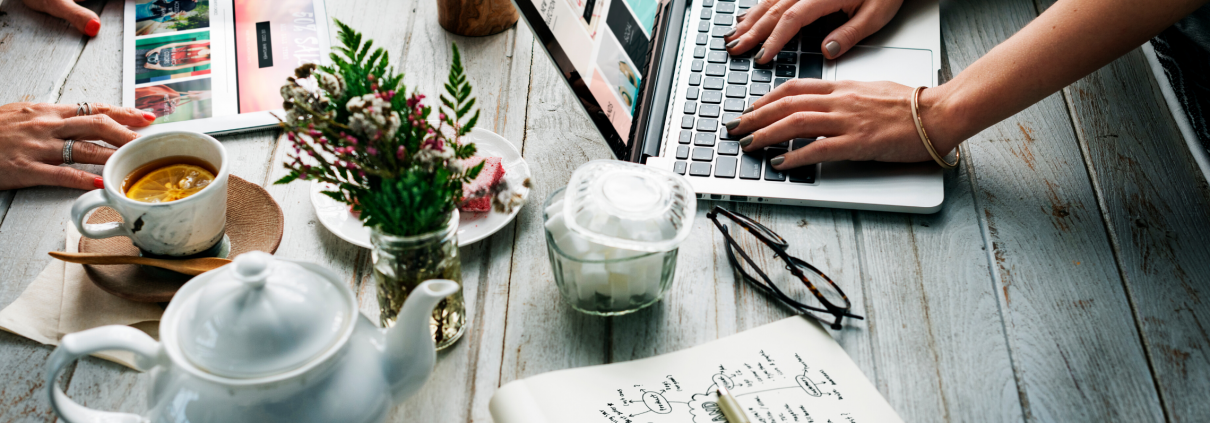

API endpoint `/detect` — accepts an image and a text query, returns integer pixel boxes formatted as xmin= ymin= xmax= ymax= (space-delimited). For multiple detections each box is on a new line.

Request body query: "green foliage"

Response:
xmin=275 ymin=19 xmax=481 ymax=237
xmin=440 ymin=44 xmax=480 ymax=138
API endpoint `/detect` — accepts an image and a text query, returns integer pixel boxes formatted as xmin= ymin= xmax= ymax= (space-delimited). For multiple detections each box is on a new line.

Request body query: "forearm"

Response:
xmin=923 ymin=0 xmax=1207 ymax=149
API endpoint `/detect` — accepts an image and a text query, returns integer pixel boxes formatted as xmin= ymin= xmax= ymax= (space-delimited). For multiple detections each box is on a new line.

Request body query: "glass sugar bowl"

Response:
xmin=543 ymin=160 xmax=695 ymax=315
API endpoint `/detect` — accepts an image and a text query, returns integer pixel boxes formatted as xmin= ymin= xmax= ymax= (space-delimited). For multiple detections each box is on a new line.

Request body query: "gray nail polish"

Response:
xmin=739 ymin=135 xmax=754 ymax=147
xmin=742 ymin=105 xmax=754 ymax=114
xmin=770 ymin=155 xmax=785 ymax=166
xmin=825 ymin=41 xmax=840 ymax=57
xmin=725 ymin=119 xmax=740 ymax=130
xmin=737 ymin=10 xmax=748 ymax=19
xmin=724 ymin=28 xmax=736 ymax=38
xmin=725 ymin=40 xmax=739 ymax=49
xmin=756 ymin=48 xmax=766 ymax=61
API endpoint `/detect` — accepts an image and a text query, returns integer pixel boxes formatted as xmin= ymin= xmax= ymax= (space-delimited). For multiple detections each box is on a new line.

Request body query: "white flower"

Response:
xmin=317 ymin=72 xmax=346 ymax=99
xmin=346 ymin=94 xmax=401 ymax=140
xmin=412 ymin=144 xmax=455 ymax=168
xmin=281 ymin=71 xmax=332 ymax=124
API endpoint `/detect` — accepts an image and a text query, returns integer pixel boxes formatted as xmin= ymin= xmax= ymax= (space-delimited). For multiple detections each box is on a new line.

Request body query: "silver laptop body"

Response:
xmin=514 ymin=0 xmax=944 ymax=213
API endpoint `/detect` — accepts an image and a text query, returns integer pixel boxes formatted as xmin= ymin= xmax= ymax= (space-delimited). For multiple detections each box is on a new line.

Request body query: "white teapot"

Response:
xmin=45 ymin=251 xmax=459 ymax=423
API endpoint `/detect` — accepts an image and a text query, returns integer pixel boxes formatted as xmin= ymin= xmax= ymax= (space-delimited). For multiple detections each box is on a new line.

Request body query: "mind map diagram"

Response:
xmin=596 ymin=350 xmax=858 ymax=423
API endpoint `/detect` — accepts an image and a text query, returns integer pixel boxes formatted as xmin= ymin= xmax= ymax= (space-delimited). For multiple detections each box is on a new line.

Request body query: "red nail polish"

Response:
xmin=143 ymin=112 xmax=157 ymax=121
xmin=85 ymin=19 xmax=101 ymax=37
xmin=93 ymin=177 xmax=104 ymax=189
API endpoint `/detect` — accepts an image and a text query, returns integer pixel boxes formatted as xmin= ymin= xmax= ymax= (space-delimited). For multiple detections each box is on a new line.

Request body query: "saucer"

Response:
xmin=79 ymin=176 xmax=285 ymax=302
xmin=311 ymin=128 xmax=532 ymax=248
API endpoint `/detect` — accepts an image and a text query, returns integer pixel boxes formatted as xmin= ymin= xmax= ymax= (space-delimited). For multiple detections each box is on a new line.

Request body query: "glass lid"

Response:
xmin=562 ymin=160 xmax=695 ymax=252
xmin=176 ymin=251 xmax=352 ymax=379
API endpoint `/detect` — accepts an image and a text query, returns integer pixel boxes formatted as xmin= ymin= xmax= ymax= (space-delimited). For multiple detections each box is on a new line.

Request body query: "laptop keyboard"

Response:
xmin=673 ymin=2 xmax=849 ymax=184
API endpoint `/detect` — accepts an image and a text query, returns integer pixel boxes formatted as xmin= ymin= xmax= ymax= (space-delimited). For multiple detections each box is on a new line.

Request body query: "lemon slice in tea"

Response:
xmin=125 ymin=164 xmax=215 ymax=203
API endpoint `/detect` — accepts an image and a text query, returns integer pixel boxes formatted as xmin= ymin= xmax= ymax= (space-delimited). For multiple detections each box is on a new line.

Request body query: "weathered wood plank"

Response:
xmin=855 ymin=162 xmax=1023 ymax=423
xmin=0 ymin=1 xmax=114 ymax=420
xmin=497 ymin=37 xmax=617 ymax=388
xmin=463 ymin=23 xmax=536 ymax=423
xmin=1047 ymin=26 xmax=1210 ymax=422
xmin=0 ymin=191 xmax=14 ymax=228
xmin=0 ymin=0 xmax=101 ymax=104
xmin=942 ymin=0 xmax=1166 ymax=420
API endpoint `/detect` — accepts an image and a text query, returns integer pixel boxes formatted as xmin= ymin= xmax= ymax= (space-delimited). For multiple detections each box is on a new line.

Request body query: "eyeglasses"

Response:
xmin=707 ymin=206 xmax=863 ymax=330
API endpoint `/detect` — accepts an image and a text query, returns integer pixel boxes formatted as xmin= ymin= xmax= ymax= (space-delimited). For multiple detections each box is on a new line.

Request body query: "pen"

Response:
xmin=715 ymin=385 xmax=751 ymax=423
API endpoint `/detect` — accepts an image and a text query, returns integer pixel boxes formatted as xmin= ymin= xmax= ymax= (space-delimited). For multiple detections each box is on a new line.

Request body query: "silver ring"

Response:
xmin=76 ymin=102 xmax=92 ymax=116
xmin=62 ymin=139 xmax=76 ymax=165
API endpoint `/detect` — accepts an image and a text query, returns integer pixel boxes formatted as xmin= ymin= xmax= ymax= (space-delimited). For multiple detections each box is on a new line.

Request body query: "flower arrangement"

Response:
xmin=274 ymin=19 xmax=516 ymax=237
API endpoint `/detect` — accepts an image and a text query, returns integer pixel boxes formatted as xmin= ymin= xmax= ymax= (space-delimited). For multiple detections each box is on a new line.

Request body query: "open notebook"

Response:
xmin=490 ymin=316 xmax=901 ymax=423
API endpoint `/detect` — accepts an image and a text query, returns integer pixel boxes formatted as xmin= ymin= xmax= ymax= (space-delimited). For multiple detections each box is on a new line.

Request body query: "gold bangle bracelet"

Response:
xmin=910 ymin=86 xmax=959 ymax=169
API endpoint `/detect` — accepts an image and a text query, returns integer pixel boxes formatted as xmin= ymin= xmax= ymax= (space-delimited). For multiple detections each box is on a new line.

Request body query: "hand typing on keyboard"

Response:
xmin=721 ymin=79 xmax=962 ymax=171
xmin=722 ymin=0 xmax=903 ymax=64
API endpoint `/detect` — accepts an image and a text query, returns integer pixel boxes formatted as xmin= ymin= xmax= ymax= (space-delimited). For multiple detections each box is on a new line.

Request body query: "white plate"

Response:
xmin=310 ymin=128 xmax=531 ymax=248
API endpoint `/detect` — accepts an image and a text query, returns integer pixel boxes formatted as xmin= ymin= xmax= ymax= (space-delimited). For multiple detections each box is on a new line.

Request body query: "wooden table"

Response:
xmin=2 ymin=0 xmax=1209 ymax=421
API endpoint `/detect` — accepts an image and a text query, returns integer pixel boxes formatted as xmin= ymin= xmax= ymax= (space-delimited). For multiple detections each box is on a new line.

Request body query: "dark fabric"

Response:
xmin=1150 ymin=3 xmax=1210 ymax=159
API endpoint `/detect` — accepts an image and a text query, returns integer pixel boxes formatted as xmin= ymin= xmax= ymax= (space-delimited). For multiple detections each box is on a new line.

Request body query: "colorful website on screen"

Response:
xmin=524 ymin=0 xmax=660 ymax=144
xmin=124 ymin=0 xmax=325 ymax=125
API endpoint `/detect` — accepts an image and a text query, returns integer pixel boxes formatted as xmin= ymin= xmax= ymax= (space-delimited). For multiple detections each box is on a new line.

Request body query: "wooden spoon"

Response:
xmin=48 ymin=252 xmax=231 ymax=276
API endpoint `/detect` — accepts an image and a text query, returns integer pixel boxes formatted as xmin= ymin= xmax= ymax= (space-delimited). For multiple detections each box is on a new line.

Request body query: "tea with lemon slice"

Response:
xmin=122 ymin=156 xmax=218 ymax=203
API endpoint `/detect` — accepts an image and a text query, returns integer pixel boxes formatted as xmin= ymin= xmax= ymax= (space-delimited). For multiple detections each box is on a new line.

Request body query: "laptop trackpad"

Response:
xmin=833 ymin=46 xmax=933 ymax=87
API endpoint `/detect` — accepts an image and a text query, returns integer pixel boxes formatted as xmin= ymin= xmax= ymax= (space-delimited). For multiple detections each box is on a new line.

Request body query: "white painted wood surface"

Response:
xmin=0 ymin=0 xmax=1208 ymax=421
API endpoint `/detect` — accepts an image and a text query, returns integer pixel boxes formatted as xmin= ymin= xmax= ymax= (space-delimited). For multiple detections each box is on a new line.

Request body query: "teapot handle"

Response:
xmin=46 ymin=326 xmax=163 ymax=423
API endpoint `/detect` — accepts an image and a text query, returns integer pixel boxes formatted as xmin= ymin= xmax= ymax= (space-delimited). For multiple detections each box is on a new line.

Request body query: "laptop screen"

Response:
xmin=514 ymin=0 xmax=683 ymax=161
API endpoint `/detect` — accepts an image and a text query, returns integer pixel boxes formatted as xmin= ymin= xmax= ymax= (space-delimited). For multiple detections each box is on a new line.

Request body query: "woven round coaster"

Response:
xmin=79 ymin=176 xmax=284 ymax=302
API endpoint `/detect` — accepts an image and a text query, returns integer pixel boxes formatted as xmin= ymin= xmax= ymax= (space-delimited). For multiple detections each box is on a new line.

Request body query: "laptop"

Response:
xmin=513 ymin=0 xmax=945 ymax=213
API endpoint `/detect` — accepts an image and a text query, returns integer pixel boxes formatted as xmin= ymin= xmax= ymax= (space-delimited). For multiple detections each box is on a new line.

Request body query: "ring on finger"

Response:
xmin=76 ymin=102 xmax=93 ymax=117
xmin=62 ymin=139 xmax=76 ymax=165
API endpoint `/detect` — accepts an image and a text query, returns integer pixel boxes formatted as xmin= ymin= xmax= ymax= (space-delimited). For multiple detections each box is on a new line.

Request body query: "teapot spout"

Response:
xmin=382 ymin=279 xmax=460 ymax=401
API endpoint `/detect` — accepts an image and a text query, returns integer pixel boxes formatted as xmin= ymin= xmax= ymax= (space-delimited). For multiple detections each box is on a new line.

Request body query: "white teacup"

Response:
xmin=71 ymin=131 xmax=229 ymax=257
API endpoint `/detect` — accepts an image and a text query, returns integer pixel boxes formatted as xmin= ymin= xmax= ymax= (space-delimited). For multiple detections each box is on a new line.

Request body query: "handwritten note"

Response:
xmin=490 ymin=317 xmax=902 ymax=423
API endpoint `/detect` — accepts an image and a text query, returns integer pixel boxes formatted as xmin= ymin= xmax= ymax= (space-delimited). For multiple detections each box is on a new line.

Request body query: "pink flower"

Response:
xmin=287 ymin=132 xmax=296 ymax=141
xmin=439 ymin=113 xmax=447 ymax=121
xmin=397 ymin=146 xmax=406 ymax=159
xmin=366 ymin=147 xmax=378 ymax=155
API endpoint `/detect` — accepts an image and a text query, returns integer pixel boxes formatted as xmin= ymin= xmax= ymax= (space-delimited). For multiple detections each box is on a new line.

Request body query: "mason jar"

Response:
xmin=542 ymin=161 xmax=695 ymax=315
xmin=371 ymin=210 xmax=466 ymax=350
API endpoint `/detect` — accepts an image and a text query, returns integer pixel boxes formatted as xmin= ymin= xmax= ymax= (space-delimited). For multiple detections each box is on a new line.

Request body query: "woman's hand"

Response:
xmin=0 ymin=103 xmax=154 ymax=191
xmin=22 ymin=0 xmax=102 ymax=36
xmin=724 ymin=0 xmax=903 ymax=62
xmin=725 ymin=79 xmax=962 ymax=170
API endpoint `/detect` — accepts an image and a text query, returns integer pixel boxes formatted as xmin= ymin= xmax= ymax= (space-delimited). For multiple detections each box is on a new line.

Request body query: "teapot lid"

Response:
xmin=176 ymin=251 xmax=353 ymax=379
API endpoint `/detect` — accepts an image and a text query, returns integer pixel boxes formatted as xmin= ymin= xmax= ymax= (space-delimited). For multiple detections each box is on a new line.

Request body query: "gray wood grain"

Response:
xmin=855 ymin=158 xmax=1024 ymax=423
xmin=943 ymin=0 xmax=1166 ymax=421
xmin=0 ymin=0 xmax=114 ymax=419
xmin=498 ymin=41 xmax=617 ymax=386
xmin=0 ymin=0 xmax=103 ymax=104
xmin=0 ymin=191 xmax=14 ymax=228
xmin=1043 ymin=20 xmax=1210 ymax=422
